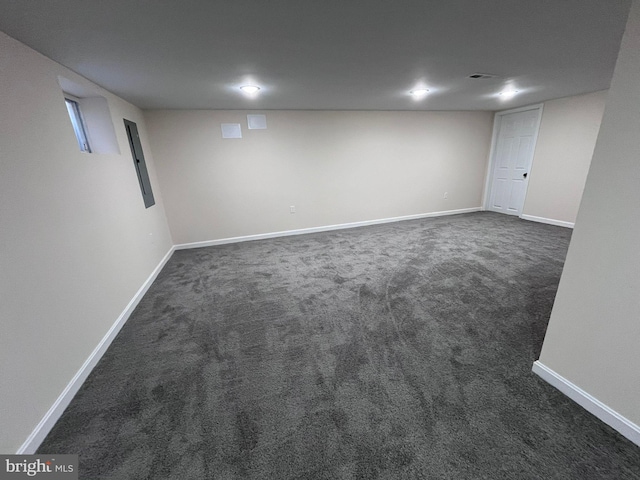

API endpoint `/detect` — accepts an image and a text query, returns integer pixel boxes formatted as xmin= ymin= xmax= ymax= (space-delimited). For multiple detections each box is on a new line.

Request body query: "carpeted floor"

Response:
xmin=38 ymin=212 xmax=640 ymax=479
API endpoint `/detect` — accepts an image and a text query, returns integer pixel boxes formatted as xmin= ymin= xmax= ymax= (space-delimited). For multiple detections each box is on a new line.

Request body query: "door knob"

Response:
xmin=523 ymin=172 xmax=528 ymax=178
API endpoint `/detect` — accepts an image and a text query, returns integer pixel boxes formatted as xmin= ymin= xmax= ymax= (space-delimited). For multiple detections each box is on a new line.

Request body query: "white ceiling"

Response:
xmin=0 ymin=0 xmax=631 ymax=111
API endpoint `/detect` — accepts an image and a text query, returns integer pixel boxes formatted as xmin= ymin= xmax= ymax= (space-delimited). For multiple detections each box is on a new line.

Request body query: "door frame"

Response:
xmin=482 ymin=103 xmax=544 ymax=216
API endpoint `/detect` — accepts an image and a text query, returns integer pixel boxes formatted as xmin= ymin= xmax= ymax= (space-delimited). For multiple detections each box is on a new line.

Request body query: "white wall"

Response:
xmin=145 ymin=110 xmax=494 ymax=244
xmin=538 ymin=0 xmax=640 ymax=428
xmin=522 ymin=91 xmax=607 ymax=225
xmin=0 ymin=32 xmax=173 ymax=452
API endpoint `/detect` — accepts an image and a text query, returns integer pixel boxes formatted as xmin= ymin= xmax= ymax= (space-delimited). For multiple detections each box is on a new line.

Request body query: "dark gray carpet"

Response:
xmin=39 ymin=212 xmax=640 ymax=479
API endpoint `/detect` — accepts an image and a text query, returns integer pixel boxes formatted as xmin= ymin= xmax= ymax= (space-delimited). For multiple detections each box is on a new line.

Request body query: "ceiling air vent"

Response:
xmin=468 ymin=73 xmax=498 ymax=79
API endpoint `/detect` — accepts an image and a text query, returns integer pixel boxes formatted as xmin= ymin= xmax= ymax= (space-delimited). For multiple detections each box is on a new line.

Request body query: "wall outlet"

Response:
xmin=290 ymin=205 xmax=296 ymax=214
xmin=444 ymin=192 xmax=449 ymax=199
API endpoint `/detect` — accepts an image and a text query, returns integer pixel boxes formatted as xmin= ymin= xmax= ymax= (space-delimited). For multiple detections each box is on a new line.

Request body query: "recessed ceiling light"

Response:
xmin=499 ymin=89 xmax=519 ymax=99
xmin=240 ymin=85 xmax=260 ymax=95
xmin=410 ymin=88 xmax=430 ymax=98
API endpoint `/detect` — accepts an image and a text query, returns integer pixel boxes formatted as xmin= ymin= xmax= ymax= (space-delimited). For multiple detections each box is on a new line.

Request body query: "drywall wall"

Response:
xmin=0 ymin=32 xmax=173 ymax=452
xmin=538 ymin=0 xmax=640 ymax=427
xmin=522 ymin=91 xmax=607 ymax=225
xmin=145 ymin=110 xmax=494 ymax=244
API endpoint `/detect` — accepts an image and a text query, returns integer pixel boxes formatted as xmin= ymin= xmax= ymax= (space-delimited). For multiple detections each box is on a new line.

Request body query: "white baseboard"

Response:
xmin=532 ymin=361 xmax=640 ymax=446
xmin=16 ymin=246 xmax=176 ymax=454
xmin=521 ymin=214 xmax=574 ymax=229
xmin=16 ymin=208 xmax=480 ymax=453
xmin=14 ymin=208 xmax=488 ymax=453
xmin=175 ymin=207 xmax=482 ymax=250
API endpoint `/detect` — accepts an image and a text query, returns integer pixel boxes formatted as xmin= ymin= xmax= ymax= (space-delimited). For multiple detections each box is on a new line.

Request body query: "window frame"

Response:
xmin=64 ymin=95 xmax=92 ymax=153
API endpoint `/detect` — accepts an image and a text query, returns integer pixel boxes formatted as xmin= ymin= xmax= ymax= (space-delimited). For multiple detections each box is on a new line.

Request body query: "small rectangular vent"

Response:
xmin=469 ymin=73 xmax=498 ymax=79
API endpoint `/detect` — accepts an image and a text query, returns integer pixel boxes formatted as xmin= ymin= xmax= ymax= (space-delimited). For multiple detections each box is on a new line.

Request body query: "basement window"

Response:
xmin=64 ymin=97 xmax=91 ymax=153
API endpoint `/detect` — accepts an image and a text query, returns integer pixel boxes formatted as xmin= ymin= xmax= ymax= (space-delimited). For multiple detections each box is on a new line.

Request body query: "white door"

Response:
xmin=488 ymin=108 xmax=541 ymax=216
